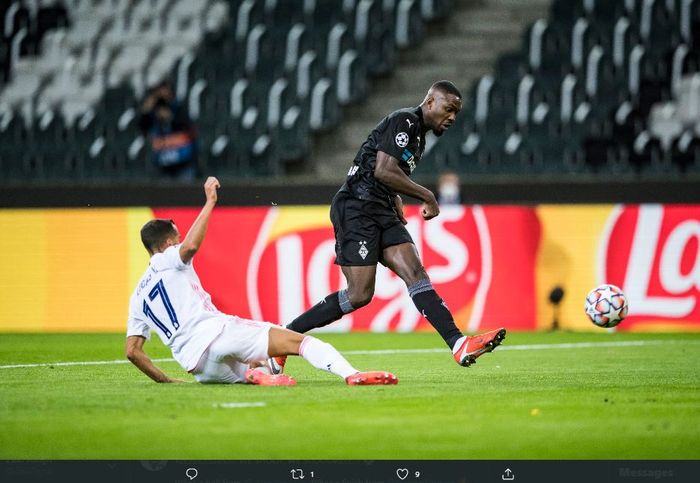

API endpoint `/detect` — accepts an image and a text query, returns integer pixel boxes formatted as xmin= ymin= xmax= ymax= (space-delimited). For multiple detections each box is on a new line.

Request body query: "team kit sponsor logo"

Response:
xmin=401 ymin=148 xmax=416 ymax=172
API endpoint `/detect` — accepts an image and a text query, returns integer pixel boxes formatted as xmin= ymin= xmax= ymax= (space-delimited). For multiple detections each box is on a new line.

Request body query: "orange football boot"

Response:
xmin=345 ymin=371 xmax=398 ymax=385
xmin=245 ymin=368 xmax=296 ymax=386
xmin=453 ymin=328 xmax=506 ymax=367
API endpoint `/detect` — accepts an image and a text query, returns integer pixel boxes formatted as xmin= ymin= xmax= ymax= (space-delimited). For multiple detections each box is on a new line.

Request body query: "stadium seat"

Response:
xmin=336 ymin=49 xmax=367 ymax=105
xmin=3 ymin=2 xmax=31 ymax=43
xmin=295 ymin=50 xmax=324 ymax=102
xmin=309 ymin=77 xmax=340 ymax=131
xmin=284 ymin=23 xmax=312 ymax=74
xmin=325 ymin=22 xmax=353 ymax=74
xmin=420 ymin=0 xmax=452 ymax=21
xmin=672 ymin=129 xmax=700 ymax=171
xmin=355 ymin=0 xmax=396 ymax=75
xmin=628 ymin=130 xmax=670 ymax=173
xmin=396 ymin=0 xmax=425 ymax=49
xmin=234 ymin=0 xmax=264 ymax=43
xmin=264 ymin=0 xmax=303 ymax=30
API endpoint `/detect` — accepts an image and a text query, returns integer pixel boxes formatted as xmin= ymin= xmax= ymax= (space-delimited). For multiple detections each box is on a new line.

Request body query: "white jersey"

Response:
xmin=127 ymin=245 xmax=226 ymax=371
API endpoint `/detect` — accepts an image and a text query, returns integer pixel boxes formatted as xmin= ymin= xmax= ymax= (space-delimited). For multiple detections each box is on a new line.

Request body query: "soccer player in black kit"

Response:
xmin=272 ymin=81 xmax=506 ymax=377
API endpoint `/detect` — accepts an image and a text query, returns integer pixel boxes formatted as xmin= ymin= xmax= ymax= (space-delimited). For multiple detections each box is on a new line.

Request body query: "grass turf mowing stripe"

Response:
xmin=1 ymin=339 xmax=696 ymax=369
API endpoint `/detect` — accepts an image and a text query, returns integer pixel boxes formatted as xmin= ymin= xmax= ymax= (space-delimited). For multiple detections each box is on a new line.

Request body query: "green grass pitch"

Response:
xmin=1 ymin=331 xmax=699 ymax=460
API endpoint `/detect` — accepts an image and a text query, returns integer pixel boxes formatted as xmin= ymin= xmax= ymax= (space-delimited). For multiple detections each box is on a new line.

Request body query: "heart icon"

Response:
xmin=396 ymin=468 xmax=409 ymax=480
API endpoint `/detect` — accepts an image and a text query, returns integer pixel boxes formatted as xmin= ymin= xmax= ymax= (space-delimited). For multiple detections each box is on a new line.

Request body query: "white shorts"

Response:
xmin=191 ymin=317 xmax=273 ymax=384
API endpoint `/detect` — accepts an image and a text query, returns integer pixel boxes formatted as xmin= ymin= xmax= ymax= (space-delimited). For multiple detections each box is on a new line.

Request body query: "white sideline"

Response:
xmin=346 ymin=339 xmax=685 ymax=355
xmin=0 ymin=339 xmax=694 ymax=370
xmin=214 ymin=402 xmax=267 ymax=409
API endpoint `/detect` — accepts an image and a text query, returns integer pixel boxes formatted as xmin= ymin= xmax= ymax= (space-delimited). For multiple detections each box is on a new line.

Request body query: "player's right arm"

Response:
xmin=179 ymin=176 xmax=220 ymax=264
xmin=374 ymin=151 xmax=440 ymax=220
xmin=126 ymin=335 xmax=185 ymax=383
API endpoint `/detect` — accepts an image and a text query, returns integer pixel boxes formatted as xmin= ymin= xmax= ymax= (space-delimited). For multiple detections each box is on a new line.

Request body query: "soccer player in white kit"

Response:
xmin=125 ymin=176 xmax=398 ymax=386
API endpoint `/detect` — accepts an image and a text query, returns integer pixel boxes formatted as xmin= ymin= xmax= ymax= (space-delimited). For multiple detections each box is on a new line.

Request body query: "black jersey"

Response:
xmin=339 ymin=106 xmax=426 ymax=207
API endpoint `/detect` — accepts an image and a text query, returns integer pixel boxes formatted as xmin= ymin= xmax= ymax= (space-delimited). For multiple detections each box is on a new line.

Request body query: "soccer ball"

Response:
xmin=584 ymin=284 xmax=629 ymax=328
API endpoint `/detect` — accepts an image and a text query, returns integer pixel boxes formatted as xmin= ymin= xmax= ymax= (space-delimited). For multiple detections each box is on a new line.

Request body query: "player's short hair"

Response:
xmin=430 ymin=80 xmax=462 ymax=99
xmin=140 ymin=219 xmax=177 ymax=253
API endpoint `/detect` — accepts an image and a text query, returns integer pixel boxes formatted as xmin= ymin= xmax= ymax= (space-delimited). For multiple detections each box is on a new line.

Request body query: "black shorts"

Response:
xmin=330 ymin=191 xmax=414 ymax=266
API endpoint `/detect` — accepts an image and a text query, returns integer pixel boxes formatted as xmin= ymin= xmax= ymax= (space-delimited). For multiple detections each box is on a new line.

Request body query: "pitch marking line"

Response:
xmin=0 ymin=357 xmax=175 ymax=369
xmin=346 ymin=339 xmax=696 ymax=355
xmin=1 ymin=340 xmax=695 ymax=370
xmin=214 ymin=402 xmax=267 ymax=409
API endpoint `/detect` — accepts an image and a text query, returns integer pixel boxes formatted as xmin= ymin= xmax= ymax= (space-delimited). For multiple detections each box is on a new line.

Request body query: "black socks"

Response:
xmin=408 ymin=279 xmax=463 ymax=349
xmin=286 ymin=289 xmax=354 ymax=333
xmin=287 ymin=280 xmax=462 ymax=350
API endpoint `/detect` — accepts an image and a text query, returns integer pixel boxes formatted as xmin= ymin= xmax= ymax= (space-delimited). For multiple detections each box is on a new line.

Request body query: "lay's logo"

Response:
xmin=601 ymin=204 xmax=700 ymax=328
xmin=246 ymin=206 xmax=492 ymax=332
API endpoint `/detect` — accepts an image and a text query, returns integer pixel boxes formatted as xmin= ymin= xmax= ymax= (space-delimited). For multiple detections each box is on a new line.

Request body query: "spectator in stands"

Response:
xmin=139 ymin=80 xmax=198 ymax=181
xmin=437 ymin=170 xmax=461 ymax=205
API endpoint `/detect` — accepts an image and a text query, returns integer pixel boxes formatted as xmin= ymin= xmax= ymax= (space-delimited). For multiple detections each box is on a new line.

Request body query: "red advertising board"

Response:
xmin=154 ymin=205 xmax=541 ymax=332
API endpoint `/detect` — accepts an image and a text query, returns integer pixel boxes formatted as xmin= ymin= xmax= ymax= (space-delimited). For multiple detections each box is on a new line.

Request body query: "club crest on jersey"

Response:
xmin=395 ymin=132 xmax=409 ymax=148
xmin=358 ymin=241 xmax=369 ymax=260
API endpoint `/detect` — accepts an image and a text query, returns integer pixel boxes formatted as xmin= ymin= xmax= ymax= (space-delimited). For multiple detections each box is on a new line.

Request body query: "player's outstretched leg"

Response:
xmin=298 ymin=337 xmax=398 ymax=385
xmin=268 ymin=328 xmax=398 ymax=385
xmin=270 ymin=288 xmax=356 ymax=374
xmin=452 ymin=328 xmax=507 ymax=367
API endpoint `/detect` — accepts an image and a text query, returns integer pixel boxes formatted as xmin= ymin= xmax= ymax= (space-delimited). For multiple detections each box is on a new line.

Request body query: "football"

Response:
xmin=584 ymin=284 xmax=629 ymax=328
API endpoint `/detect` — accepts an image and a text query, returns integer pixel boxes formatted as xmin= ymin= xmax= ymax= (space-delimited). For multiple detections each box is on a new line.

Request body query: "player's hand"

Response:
xmin=204 ymin=176 xmax=220 ymax=204
xmin=420 ymin=194 xmax=440 ymax=220
xmin=394 ymin=195 xmax=408 ymax=225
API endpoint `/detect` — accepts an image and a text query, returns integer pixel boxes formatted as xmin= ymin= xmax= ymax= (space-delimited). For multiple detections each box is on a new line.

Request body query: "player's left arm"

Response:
xmin=179 ymin=176 xmax=220 ymax=264
xmin=125 ymin=335 xmax=186 ymax=383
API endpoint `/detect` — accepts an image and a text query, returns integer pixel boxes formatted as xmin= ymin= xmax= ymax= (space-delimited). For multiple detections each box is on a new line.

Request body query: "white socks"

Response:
xmin=299 ymin=336 xmax=358 ymax=379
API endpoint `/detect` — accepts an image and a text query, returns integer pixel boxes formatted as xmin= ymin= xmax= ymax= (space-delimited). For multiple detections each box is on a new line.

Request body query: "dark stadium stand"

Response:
xmin=0 ymin=0 xmax=446 ymax=181
xmin=422 ymin=0 xmax=700 ymax=176
xmin=1 ymin=0 xmax=699 ymax=182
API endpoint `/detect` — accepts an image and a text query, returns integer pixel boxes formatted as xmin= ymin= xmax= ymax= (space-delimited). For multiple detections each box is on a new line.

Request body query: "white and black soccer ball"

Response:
xmin=584 ymin=284 xmax=629 ymax=328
